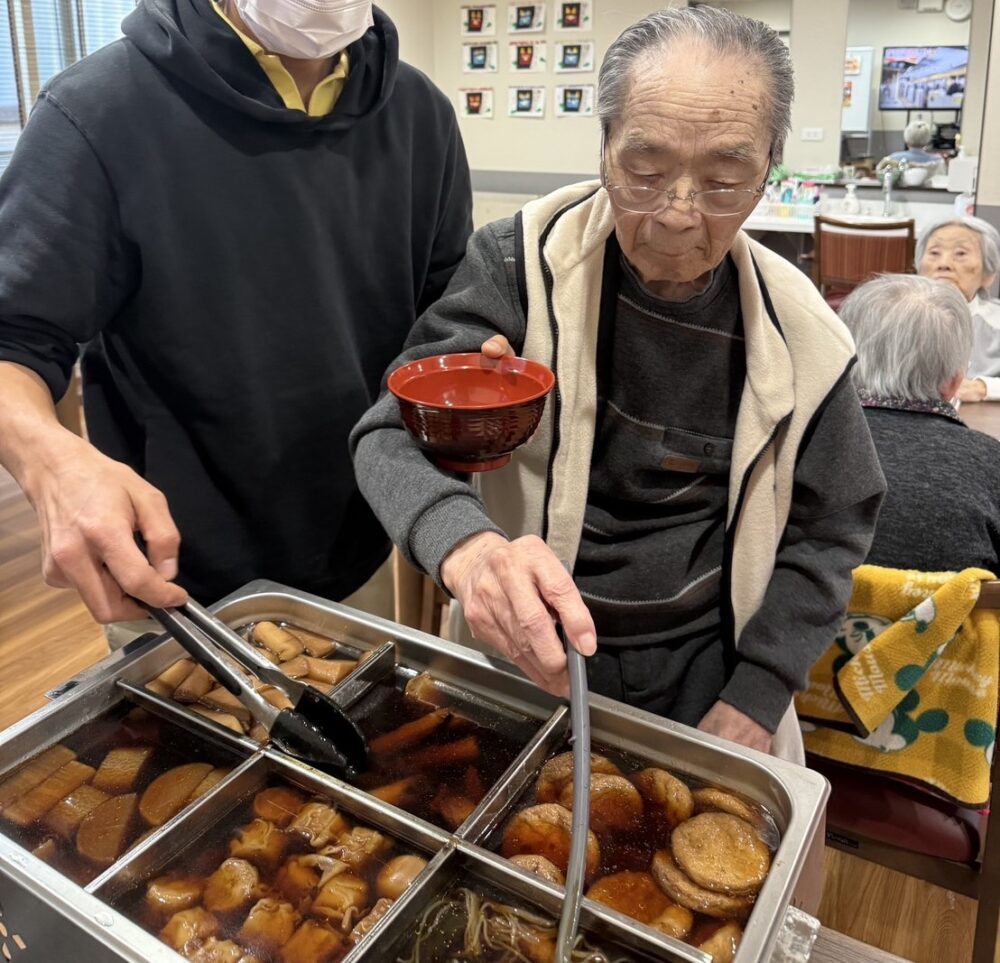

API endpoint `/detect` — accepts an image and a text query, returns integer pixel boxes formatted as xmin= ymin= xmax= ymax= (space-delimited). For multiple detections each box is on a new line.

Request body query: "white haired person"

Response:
xmin=353 ymin=5 xmax=886 ymax=762
xmin=917 ymin=216 xmax=1000 ymax=403
xmin=842 ymin=274 xmax=1000 ymax=571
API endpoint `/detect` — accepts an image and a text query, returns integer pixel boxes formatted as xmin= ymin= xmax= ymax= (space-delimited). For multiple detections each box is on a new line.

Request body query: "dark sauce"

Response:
xmin=116 ymin=777 xmax=425 ymax=963
xmin=0 ymin=703 xmax=239 ymax=886
xmin=348 ymin=670 xmax=540 ymax=831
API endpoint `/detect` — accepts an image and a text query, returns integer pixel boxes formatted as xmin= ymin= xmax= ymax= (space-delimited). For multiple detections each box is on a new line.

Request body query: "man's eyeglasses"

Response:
xmin=605 ymin=183 xmax=765 ymax=217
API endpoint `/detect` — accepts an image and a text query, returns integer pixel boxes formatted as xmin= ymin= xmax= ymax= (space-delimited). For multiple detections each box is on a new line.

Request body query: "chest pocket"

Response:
xmin=659 ymin=426 xmax=734 ymax=476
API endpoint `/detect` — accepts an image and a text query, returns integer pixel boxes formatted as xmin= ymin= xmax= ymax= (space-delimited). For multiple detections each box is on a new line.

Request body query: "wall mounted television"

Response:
xmin=878 ymin=46 xmax=968 ymax=110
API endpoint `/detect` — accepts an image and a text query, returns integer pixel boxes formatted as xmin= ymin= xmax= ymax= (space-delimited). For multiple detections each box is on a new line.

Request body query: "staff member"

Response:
xmin=0 ymin=0 xmax=476 ymax=624
xmin=353 ymin=6 xmax=885 ymax=760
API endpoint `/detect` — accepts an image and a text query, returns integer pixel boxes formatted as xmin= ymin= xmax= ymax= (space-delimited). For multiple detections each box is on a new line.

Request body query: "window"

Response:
xmin=0 ymin=0 xmax=136 ymax=173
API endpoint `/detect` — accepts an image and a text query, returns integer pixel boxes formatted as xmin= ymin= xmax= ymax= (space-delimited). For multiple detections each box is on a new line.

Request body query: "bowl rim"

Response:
xmin=387 ymin=352 xmax=556 ymax=411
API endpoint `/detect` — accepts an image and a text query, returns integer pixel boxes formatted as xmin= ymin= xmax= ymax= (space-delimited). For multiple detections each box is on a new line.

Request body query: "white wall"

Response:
xmin=432 ymin=0 xmax=688 ymax=175
xmin=711 ymin=0 xmax=790 ymax=33
xmin=845 ymin=0 xmax=972 ymax=137
xmin=380 ymin=0 xmax=436 ymax=77
xmin=976 ymin=1 xmax=1000 ymax=207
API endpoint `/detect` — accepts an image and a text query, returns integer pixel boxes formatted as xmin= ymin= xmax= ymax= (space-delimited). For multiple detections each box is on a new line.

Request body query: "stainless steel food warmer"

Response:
xmin=0 ymin=580 xmax=828 ymax=963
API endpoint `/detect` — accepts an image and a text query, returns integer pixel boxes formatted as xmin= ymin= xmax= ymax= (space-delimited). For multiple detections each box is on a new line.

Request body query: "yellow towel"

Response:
xmin=796 ymin=565 xmax=998 ymax=807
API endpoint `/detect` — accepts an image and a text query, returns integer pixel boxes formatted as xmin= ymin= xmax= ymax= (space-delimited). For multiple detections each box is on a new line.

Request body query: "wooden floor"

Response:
xmin=0 ymin=467 xmax=986 ymax=961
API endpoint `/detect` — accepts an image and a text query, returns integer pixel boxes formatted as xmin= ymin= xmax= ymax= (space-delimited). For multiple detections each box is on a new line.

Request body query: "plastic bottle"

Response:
xmin=841 ymin=182 xmax=861 ymax=215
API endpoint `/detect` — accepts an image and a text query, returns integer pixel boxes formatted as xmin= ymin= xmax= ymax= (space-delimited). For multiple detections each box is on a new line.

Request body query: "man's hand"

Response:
xmin=698 ymin=701 xmax=772 ymax=753
xmin=958 ymin=378 xmax=988 ymax=403
xmin=25 ymin=434 xmax=188 ymax=623
xmin=441 ymin=532 xmax=596 ymax=696
xmin=480 ymin=335 xmax=515 ymax=359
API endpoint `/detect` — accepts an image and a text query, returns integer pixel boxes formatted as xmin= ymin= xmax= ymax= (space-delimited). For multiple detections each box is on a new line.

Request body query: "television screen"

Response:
xmin=878 ymin=46 xmax=968 ymax=110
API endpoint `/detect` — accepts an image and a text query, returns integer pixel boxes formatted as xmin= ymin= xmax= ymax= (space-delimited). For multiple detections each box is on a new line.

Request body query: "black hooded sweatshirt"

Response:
xmin=0 ymin=1 xmax=472 ymax=603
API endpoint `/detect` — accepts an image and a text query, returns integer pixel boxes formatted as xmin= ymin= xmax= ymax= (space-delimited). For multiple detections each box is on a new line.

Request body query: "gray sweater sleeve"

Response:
xmin=350 ymin=219 xmax=527 ymax=581
xmin=719 ymin=374 xmax=887 ymax=732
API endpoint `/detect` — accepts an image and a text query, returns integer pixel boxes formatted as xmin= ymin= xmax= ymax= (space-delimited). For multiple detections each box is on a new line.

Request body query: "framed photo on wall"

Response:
xmin=459 ymin=87 xmax=495 ymax=117
xmin=554 ymin=1 xmax=591 ymax=30
xmin=508 ymin=85 xmax=546 ymax=117
xmin=509 ymin=40 xmax=548 ymax=72
xmin=462 ymin=41 xmax=499 ymax=73
xmin=554 ymin=40 xmax=594 ymax=72
xmin=507 ymin=3 xmax=545 ymax=32
xmin=460 ymin=5 xmax=497 ymax=36
xmin=555 ymin=83 xmax=594 ymax=116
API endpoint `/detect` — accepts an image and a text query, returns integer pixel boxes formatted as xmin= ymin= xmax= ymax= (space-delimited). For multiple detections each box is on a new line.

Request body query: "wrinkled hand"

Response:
xmin=441 ymin=532 xmax=596 ymax=696
xmin=25 ymin=435 xmax=188 ymax=623
xmin=698 ymin=701 xmax=772 ymax=753
xmin=958 ymin=378 xmax=988 ymax=403
xmin=480 ymin=335 xmax=516 ymax=359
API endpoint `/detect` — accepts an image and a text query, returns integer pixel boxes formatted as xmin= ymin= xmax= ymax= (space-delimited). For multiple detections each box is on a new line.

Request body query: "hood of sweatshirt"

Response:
xmin=122 ymin=0 xmax=398 ymax=130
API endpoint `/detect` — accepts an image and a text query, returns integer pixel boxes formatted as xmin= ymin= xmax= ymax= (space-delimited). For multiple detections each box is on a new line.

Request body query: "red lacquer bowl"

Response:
xmin=388 ymin=353 xmax=556 ymax=472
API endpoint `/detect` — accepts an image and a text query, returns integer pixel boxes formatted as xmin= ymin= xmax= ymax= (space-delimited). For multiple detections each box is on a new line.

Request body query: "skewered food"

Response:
xmin=140 ymin=763 xmax=215 ymax=826
xmin=508 ymin=854 xmax=566 ymax=885
xmin=349 ymin=896 xmax=393 ymax=944
xmin=145 ymin=874 xmax=205 ymax=915
xmin=376 ymin=854 xmax=427 ymax=900
xmin=76 ymin=793 xmax=139 ymax=866
xmin=693 ymin=920 xmax=743 ymax=963
xmin=42 ymin=783 xmax=110 ymax=839
xmin=229 ymin=819 xmax=290 ymax=870
xmin=254 ymin=623 xmax=304 ymax=661
xmin=586 ymin=871 xmax=693 ymax=940
xmin=671 ymin=813 xmax=770 ymax=896
xmin=500 ymin=804 xmax=600 ymax=881
xmin=4 ymin=760 xmax=96 ymax=827
xmin=535 ymin=752 xmax=621 ymax=804
xmin=92 ymin=747 xmax=154 ymax=794
xmin=0 ymin=744 xmax=76 ymax=810
xmin=203 ymin=858 xmax=261 ymax=914
xmin=289 ymin=802 xmax=349 ymax=848
xmin=237 ymin=898 xmax=300 ymax=951
xmin=558 ymin=774 xmax=643 ymax=835
xmin=650 ymin=850 xmax=753 ymax=920
xmin=632 ymin=768 xmax=695 ymax=834
xmin=252 ymin=786 xmax=305 ymax=827
xmin=279 ymin=919 xmax=344 ymax=962
xmin=160 ymin=906 xmax=220 ymax=950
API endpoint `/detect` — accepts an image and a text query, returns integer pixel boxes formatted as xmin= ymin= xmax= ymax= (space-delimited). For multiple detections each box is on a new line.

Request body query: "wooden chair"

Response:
xmin=392 ymin=548 xmax=449 ymax=638
xmin=816 ymin=579 xmax=1000 ymax=963
xmin=813 ymin=215 xmax=916 ymax=300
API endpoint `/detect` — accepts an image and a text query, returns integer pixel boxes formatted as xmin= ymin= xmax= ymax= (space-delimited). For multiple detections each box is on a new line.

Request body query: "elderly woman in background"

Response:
xmin=353 ymin=5 xmax=885 ymax=762
xmin=916 ymin=216 xmax=1000 ymax=403
xmin=843 ymin=274 xmax=1000 ymax=571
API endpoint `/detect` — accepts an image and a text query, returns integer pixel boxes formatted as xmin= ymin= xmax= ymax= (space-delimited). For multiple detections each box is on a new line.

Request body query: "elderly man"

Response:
xmin=915 ymin=216 xmax=1000 ymax=403
xmin=0 ymin=0 xmax=474 ymax=626
xmin=842 ymin=274 xmax=1000 ymax=572
xmin=353 ymin=6 xmax=885 ymax=759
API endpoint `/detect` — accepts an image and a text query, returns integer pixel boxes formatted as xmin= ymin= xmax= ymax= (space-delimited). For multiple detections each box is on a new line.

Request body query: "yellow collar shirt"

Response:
xmin=212 ymin=2 xmax=349 ymax=116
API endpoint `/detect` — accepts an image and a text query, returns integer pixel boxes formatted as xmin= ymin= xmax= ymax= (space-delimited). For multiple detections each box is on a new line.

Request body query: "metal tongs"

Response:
xmin=555 ymin=609 xmax=592 ymax=963
xmin=143 ymin=600 xmax=368 ymax=777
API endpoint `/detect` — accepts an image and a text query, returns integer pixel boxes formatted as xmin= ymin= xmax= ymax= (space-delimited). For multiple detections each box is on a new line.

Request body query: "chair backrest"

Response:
xmin=975 ymin=580 xmax=1000 ymax=609
xmin=814 ymin=215 xmax=916 ymax=293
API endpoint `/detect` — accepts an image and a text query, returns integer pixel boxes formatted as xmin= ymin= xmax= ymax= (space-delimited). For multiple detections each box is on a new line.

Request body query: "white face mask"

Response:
xmin=233 ymin=0 xmax=373 ymax=60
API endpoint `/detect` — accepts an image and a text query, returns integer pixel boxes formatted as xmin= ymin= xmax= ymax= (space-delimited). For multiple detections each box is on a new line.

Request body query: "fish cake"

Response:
xmin=145 ymin=874 xmax=205 ymax=916
xmin=651 ymin=850 xmax=753 ymax=921
xmin=587 ymin=871 xmax=694 ymax=940
xmin=558 ymin=774 xmax=643 ymax=835
xmin=535 ymin=752 xmax=622 ymax=803
xmin=671 ymin=813 xmax=770 ymax=896
xmin=500 ymin=804 xmax=600 ymax=881
xmin=693 ymin=920 xmax=743 ymax=963
xmin=631 ymin=768 xmax=694 ymax=834
xmin=692 ymin=787 xmax=761 ymax=825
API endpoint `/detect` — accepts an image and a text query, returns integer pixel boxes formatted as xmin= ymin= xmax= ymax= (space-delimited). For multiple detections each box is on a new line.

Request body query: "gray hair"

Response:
xmin=597 ymin=5 xmax=794 ymax=161
xmin=915 ymin=215 xmax=1000 ymax=298
xmin=841 ymin=274 xmax=972 ymax=402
